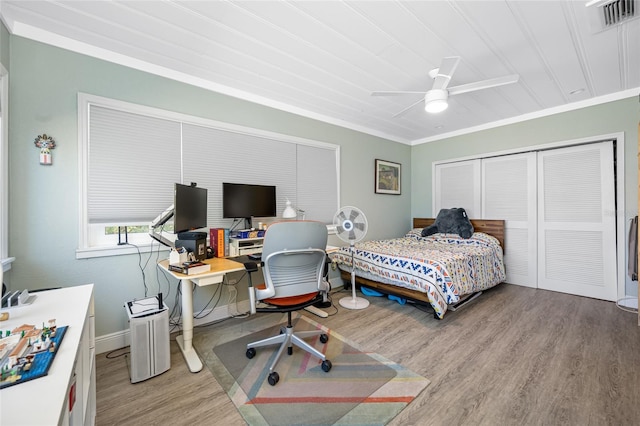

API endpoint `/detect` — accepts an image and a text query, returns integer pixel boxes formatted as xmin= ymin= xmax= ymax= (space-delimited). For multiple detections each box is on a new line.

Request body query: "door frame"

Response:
xmin=432 ymin=132 xmax=626 ymax=302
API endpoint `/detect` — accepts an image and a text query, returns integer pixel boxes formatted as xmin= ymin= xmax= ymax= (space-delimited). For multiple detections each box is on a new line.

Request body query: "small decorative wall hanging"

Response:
xmin=34 ymin=134 xmax=56 ymax=165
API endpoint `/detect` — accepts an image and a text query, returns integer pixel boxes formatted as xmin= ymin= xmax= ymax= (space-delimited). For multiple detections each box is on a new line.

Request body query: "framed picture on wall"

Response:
xmin=375 ymin=159 xmax=401 ymax=195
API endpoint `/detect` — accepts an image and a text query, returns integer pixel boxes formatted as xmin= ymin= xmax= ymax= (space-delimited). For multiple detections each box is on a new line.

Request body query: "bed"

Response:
xmin=333 ymin=218 xmax=506 ymax=319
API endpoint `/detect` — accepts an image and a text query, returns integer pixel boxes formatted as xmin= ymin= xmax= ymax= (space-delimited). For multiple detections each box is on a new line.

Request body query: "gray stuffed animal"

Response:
xmin=421 ymin=207 xmax=474 ymax=239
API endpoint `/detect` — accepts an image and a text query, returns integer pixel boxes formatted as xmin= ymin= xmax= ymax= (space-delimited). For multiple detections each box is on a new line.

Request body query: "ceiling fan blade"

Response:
xmin=448 ymin=74 xmax=519 ymax=96
xmin=392 ymin=97 xmax=425 ymax=118
xmin=431 ymin=56 xmax=460 ymax=91
xmin=371 ymin=91 xmax=428 ymax=96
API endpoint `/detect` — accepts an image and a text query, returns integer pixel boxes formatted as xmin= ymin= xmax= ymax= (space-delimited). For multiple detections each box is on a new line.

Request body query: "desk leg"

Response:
xmin=177 ymin=278 xmax=203 ymax=373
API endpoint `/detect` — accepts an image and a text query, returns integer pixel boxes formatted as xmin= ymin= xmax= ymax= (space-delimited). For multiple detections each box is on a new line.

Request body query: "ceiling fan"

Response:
xmin=372 ymin=56 xmax=519 ymax=117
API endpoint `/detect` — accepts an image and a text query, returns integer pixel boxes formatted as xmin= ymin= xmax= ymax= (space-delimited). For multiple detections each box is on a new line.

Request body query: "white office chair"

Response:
xmin=244 ymin=221 xmax=332 ymax=386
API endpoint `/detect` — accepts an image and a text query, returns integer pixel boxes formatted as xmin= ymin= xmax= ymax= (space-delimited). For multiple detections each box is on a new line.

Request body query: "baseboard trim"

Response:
xmin=96 ymin=300 xmax=250 ymax=354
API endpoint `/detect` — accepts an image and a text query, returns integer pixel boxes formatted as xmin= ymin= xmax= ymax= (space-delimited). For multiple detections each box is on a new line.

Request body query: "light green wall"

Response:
xmin=6 ymin=36 xmax=411 ymax=337
xmin=411 ymin=97 xmax=640 ymax=295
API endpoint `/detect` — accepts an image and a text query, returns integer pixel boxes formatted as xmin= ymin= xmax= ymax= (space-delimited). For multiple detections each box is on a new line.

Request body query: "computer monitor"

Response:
xmin=174 ymin=183 xmax=207 ymax=234
xmin=149 ymin=183 xmax=208 ymax=247
xmin=222 ymin=183 xmax=276 ymax=224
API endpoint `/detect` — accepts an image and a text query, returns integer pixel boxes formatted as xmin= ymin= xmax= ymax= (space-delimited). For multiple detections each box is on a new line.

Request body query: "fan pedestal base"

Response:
xmin=339 ymin=296 xmax=370 ymax=310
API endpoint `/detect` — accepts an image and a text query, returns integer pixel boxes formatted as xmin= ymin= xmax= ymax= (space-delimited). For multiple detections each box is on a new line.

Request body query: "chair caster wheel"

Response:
xmin=288 ymin=346 xmax=293 ymax=355
xmin=321 ymin=359 xmax=332 ymax=372
xmin=268 ymin=372 xmax=280 ymax=386
xmin=319 ymin=333 xmax=329 ymax=344
xmin=246 ymin=348 xmax=256 ymax=359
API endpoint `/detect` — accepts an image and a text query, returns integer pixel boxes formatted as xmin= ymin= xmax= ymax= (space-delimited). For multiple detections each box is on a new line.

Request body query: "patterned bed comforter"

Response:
xmin=332 ymin=229 xmax=506 ymax=318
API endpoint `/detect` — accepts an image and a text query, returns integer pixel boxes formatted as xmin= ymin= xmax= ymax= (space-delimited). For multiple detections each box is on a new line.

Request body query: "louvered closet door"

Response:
xmin=537 ymin=141 xmax=616 ymax=300
xmin=482 ymin=153 xmax=537 ymax=288
xmin=434 ymin=159 xmax=481 ymax=218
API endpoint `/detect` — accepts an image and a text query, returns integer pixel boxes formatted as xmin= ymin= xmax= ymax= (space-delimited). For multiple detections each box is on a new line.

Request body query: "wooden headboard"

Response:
xmin=413 ymin=218 xmax=506 ymax=250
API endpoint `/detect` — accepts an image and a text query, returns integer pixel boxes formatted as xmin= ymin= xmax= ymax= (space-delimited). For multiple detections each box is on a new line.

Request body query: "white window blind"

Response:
xmin=88 ymin=105 xmax=181 ymax=223
xmin=80 ymin=94 xmax=339 ymax=255
xmin=297 ymin=144 xmax=339 ymax=223
xmin=181 ymin=123 xmax=297 ymax=228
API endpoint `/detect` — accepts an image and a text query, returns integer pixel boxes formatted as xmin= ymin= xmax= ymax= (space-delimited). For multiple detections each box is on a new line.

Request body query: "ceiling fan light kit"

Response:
xmin=372 ymin=56 xmax=519 ymax=117
xmin=424 ymin=89 xmax=449 ymax=113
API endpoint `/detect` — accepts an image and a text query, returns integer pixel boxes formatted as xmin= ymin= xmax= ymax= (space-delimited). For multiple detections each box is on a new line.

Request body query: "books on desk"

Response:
xmin=168 ymin=261 xmax=210 ymax=275
xmin=210 ymin=228 xmax=230 ymax=257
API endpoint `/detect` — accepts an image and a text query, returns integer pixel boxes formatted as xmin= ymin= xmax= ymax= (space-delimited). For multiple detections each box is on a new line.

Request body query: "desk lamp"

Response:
xmin=283 ymin=200 xmax=305 ymax=220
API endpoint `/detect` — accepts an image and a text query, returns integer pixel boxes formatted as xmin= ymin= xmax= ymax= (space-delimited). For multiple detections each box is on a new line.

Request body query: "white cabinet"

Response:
xmin=229 ymin=237 xmax=264 ymax=256
xmin=0 ymin=284 xmax=96 ymax=426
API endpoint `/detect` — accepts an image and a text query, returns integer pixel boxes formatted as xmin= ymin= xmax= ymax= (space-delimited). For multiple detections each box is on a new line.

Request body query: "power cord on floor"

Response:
xmin=105 ymin=347 xmax=130 ymax=359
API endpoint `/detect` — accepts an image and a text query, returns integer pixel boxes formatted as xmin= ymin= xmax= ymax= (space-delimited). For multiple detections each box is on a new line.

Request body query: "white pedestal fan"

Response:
xmin=334 ymin=206 xmax=369 ymax=310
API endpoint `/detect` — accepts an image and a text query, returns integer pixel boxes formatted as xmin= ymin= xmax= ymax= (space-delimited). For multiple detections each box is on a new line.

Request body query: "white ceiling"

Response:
xmin=1 ymin=1 xmax=639 ymax=145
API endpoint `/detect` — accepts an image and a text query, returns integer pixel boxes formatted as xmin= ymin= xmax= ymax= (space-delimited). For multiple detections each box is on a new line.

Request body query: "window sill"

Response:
xmin=76 ymin=244 xmax=169 ymax=259
xmin=78 ymin=225 xmax=334 ymax=259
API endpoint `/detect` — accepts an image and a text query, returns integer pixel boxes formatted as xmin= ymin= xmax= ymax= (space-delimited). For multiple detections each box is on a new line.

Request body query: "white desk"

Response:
xmin=157 ymin=257 xmax=244 ymax=373
xmin=1 ymin=285 xmax=95 ymax=426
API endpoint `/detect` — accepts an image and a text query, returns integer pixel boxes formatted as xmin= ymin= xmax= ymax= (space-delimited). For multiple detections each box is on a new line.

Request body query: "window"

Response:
xmin=78 ymin=94 xmax=339 ymax=258
xmin=0 ymin=67 xmax=12 ymax=271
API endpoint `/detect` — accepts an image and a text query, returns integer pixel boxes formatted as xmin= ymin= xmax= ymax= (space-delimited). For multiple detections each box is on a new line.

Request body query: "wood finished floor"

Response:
xmin=96 ymin=284 xmax=640 ymax=425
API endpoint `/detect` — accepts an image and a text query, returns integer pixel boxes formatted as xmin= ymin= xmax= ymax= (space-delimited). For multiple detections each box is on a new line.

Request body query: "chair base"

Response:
xmin=246 ymin=312 xmax=331 ymax=385
xmin=247 ymin=325 xmax=327 ymax=375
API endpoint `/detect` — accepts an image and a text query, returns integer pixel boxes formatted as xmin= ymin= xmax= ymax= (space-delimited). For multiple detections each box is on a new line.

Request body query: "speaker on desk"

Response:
xmin=127 ymin=299 xmax=170 ymax=383
xmin=175 ymin=234 xmax=207 ymax=260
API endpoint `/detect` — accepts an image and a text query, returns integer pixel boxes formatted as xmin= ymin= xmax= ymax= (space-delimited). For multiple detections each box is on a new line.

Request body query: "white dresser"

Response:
xmin=0 ymin=284 xmax=96 ymax=426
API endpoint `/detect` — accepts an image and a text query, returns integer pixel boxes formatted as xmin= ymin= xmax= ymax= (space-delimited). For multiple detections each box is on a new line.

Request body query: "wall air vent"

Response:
xmin=586 ymin=0 xmax=638 ymax=32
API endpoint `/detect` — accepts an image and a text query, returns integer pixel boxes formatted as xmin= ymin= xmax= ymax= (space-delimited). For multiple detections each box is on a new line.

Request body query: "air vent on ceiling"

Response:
xmin=601 ymin=0 xmax=635 ymax=25
xmin=586 ymin=0 xmax=638 ymax=32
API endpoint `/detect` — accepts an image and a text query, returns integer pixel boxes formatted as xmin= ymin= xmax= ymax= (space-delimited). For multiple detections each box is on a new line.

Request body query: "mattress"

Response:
xmin=332 ymin=229 xmax=506 ymax=318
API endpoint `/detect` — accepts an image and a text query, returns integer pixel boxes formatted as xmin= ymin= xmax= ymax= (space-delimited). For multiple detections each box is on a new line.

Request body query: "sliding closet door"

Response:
xmin=537 ymin=141 xmax=616 ymax=300
xmin=482 ymin=153 xmax=537 ymax=287
xmin=434 ymin=159 xmax=481 ymax=218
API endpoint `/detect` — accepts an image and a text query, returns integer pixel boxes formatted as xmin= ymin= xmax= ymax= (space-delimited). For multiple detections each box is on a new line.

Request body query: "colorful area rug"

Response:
xmin=193 ymin=314 xmax=429 ymax=425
